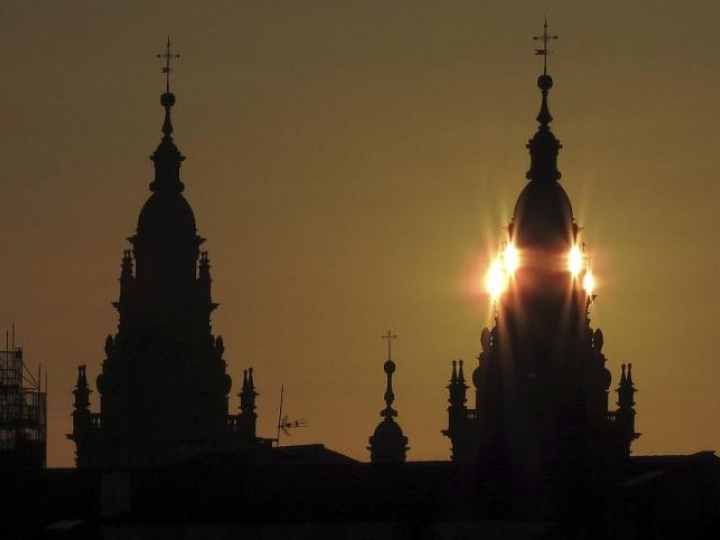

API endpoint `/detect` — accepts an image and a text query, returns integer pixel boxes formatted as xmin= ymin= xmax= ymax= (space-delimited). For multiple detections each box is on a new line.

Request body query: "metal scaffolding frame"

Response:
xmin=0 ymin=329 xmax=47 ymax=468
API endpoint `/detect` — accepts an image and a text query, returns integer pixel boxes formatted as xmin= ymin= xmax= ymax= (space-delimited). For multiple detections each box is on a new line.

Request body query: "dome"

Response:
xmin=512 ymin=180 xmax=574 ymax=248
xmin=137 ymin=191 xmax=197 ymax=238
xmin=372 ymin=417 xmax=405 ymax=441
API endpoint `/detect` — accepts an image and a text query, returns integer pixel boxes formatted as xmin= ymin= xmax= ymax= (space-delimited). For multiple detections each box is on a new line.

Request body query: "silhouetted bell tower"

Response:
xmin=443 ymin=22 xmax=639 ymax=466
xmin=68 ymin=40 xmax=265 ymax=468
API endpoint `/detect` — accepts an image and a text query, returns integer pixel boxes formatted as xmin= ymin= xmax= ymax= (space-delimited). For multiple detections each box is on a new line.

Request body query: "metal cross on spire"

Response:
xmin=533 ymin=19 xmax=558 ymax=76
xmin=157 ymin=37 xmax=180 ymax=93
xmin=381 ymin=329 xmax=397 ymax=360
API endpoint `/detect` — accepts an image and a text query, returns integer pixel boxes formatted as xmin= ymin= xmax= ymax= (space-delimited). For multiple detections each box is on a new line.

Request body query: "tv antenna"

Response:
xmin=275 ymin=385 xmax=308 ymax=447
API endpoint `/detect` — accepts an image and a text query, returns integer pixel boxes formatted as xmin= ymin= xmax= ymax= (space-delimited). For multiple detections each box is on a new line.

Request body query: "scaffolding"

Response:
xmin=0 ymin=331 xmax=47 ymax=468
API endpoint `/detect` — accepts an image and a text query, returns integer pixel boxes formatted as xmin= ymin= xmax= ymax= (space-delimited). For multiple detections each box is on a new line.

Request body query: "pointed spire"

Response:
xmin=150 ymin=38 xmax=185 ymax=194
xmin=240 ymin=367 xmax=258 ymax=414
xmin=72 ymin=365 xmax=91 ymax=410
xmin=617 ymin=362 xmax=637 ymax=410
xmin=448 ymin=359 xmax=468 ymax=409
xmin=368 ymin=335 xmax=408 ymax=463
xmin=526 ymin=20 xmax=562 ymax=183
xmin=616 ymin=362 xmax=639 ymax=454
xmin=238 ymin=367 xmax=258 ymax=441
xmin=120 ymin=250 xmax=133 ymax=282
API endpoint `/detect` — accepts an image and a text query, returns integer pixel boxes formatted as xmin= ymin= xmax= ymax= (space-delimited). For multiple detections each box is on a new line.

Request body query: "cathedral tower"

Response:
xmin=443 ymin=23 xmax=639 ymax=466
xmin=69 ymin=41 xmax=264 ymax=468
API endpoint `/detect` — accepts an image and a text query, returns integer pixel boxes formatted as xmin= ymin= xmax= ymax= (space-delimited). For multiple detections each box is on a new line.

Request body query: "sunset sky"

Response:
xmin=2 ymin=1 xmax=720 ymax=467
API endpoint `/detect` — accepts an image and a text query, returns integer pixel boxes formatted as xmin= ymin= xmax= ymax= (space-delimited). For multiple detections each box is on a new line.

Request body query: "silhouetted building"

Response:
xmin=68 ymin=46 xmax=268 ymax=468
xmin=443 ymin=46 xmax=639 ymax=465
xmin=368 ymin=333 xmax=409 ymax=463
xmin=0 ymin=339 xmax=46 ymax=469
xmin=13 ymin=31 xmax=711 ymax=540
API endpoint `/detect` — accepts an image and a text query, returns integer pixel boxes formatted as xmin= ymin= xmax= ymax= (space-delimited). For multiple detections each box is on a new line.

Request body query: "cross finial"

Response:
xmin=533 ymin=18 xmax=558 ymax=76
xmin=381 ymin=329 xmax=397 ymax=360
xmin=157 ymin=36 xmax=180 ymax=94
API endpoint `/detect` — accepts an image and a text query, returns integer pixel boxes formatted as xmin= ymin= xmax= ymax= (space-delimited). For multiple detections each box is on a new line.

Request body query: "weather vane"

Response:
xmin=382 ymin=329 xmax=397 ymax=360
xmin=157 ymin=37 xmax=180 ymax=93
xmin=533 ymin=19 xmax=558 ymax=75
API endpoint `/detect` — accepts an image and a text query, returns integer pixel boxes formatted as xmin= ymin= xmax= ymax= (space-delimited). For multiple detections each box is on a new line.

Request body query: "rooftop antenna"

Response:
xmin=275 ymin=385 xmax=308 ymax=447
xmin=276 ymin=384 xmax=284 ymax=445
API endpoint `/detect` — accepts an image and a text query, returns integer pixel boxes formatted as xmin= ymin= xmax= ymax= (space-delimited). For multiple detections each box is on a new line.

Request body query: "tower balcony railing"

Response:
xmin=464 ymin=410 xmax=477 ymax=421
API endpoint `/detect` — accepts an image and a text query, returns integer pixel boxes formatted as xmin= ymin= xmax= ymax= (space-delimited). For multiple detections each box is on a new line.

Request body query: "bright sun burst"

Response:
xmin=485 ymin=241 xmax=596 ymax=302
xmin=568 ymin=244 xmax=583 ymax=277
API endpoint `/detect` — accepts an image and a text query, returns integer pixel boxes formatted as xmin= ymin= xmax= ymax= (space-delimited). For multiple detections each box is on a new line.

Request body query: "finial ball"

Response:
xmin=537 ymin=74 xmax=553 ymax=91
xmin=161 ymin=92 xmax=176 ymax=108
xmin=384 ymin=359 xmax=396 ymax=374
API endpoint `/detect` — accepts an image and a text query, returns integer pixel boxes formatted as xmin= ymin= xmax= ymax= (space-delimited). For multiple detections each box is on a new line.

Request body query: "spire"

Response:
xmin=72 ymin=365 xmax=91 ymax=411
xmin=617 ymin=363 xmax=636 ymax=411
xmin=448 ymin=359 xmax=468 ymax=409
xmin=526 ymin=20 xmax=562 ymax=183
xmin=240 ymin=368 xmax=258 ymax=415
xmin=238 ymin=367 xmax=258 ymax=441
xmin=457 ymin=359 xmax=466 ymax=384
xmin=120 ymin=250 xmax=133 ymax=282
xmin=70 ymin=365 xmax=92 ymax=439
xmin=616 ymin=363 xmax=640 ymax=454
xmin=368 ymin=330 xmax=408 ymax=463
xmin=157 ymin=36 xmax=180 ymax=138
xmin=380 ymin=329 xmax=398 ymax=419
xmin=198 ymin=251 xmax=212 ymax=299
xmin=150 ymin=38 xmax=185 ymax=194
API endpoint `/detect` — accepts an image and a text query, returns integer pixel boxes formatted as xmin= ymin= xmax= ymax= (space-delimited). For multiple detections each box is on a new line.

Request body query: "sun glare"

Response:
xmin=583 ymin=268 xmax=596 ymax=297
xmin=503 ymin=243 xmax=519 ymax=275
xmin=568 ymin=244 xmax=583 ymax=276
xmin=486 ymin=258 xmax=506 ymax=301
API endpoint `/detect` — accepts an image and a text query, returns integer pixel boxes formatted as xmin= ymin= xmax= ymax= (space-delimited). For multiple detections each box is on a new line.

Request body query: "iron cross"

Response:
xmin=382 ymin=329 xmax=397 ymax=360
xmin=533 ymin=19 xmax=558 ymax=75
xmin=157 ymin=37 xmax=180 ymax=93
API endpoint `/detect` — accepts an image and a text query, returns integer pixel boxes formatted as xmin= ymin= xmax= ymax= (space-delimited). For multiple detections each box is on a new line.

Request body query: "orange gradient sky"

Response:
xmin=1 ymin=1 xmax=719 ymax=467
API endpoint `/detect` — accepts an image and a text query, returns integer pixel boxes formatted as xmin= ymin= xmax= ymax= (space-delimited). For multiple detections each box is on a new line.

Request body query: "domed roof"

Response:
xmin=512 ymin=179 xmax=574 ymax=247
xmin=137 ymin=191 xmax=196 ymax=238
xmin=372 ymin=417 xmax=405 ymax=441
